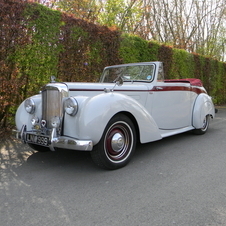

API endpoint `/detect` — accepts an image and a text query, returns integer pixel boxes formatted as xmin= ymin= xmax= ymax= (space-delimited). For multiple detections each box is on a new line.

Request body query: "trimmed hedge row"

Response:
xmin=120 ymin=34 xmax=226 ymax=103
xmin=0 ymin=1 xmax=226 ymax=128
xmin=0 ymin=1 xmax=122 ymax=127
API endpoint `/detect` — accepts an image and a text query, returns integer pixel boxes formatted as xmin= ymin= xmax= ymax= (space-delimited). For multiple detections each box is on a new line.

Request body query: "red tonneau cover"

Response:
xmin=164 ymin=78 xmax=203 ymax=87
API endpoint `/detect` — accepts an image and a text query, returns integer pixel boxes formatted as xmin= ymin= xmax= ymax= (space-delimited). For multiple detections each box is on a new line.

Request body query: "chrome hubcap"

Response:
xmin=111 ymin=133 xmax=125 ymax=152
xmin=202 ymin=116 xmax=209 ymax=130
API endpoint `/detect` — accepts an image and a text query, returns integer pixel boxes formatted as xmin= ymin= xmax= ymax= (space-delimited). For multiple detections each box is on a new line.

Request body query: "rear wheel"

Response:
xmin=91 ymin=114 xmax=136 ymax=170
xmin=193 ymin=115 xmax=210 ymax=135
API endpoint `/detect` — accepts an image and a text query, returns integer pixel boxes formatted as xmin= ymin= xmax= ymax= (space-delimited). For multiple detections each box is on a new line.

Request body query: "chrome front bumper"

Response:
xmin=13 ymin=125 xmax=93 ymax=151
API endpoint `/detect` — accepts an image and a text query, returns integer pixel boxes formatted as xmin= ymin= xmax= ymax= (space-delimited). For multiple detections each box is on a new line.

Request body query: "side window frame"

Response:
xmin=157 ymin=62 xmax=164 ymax=81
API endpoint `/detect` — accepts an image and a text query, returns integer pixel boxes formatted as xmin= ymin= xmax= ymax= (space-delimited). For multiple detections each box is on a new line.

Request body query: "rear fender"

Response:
xmin=192 ymin=93 xmax=215 ymax=129
xmin=63 ymin=92 xmax=162 ymax=145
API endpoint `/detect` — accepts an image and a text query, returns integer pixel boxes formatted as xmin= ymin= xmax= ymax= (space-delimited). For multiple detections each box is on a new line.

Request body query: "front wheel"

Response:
xmin=193 ymin=115 xmax=210 ymax=135
xmin=91 ymin=114 xmax=137 ymax=170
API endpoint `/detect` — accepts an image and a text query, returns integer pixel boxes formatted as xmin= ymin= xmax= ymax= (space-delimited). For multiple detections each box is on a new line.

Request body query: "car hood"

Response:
xmin=65 ymin=82 xmax=150 ymax=92
xmin=65 ymin=82 xmax=150 ymax=107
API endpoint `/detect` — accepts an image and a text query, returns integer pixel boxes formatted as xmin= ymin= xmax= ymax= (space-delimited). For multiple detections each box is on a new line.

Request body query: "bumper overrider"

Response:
xmin=13 ymin=125 xmax=93 ymax=151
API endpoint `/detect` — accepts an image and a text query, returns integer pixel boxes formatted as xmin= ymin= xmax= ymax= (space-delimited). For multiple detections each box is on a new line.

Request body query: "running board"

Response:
xmin=160 ymin=126 xmax=194 ymax=138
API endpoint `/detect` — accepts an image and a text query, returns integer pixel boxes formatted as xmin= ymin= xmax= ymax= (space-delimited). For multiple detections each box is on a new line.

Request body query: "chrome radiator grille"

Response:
xmin=41 ymin=83 xmax=69 ymax=133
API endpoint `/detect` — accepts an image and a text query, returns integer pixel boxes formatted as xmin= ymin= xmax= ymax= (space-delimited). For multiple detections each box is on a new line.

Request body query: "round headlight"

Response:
xmin=64 ymin=97 xmax=78 ymax=116
xmin=24 ymin=98 xmax=35 ymax=114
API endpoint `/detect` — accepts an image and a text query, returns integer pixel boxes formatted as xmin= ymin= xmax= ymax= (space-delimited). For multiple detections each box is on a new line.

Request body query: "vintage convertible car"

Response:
xmin=14 ymin=62 xmax=215 ymax=169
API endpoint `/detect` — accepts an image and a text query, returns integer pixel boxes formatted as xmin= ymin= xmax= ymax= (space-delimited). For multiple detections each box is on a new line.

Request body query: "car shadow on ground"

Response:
xmin=0 ymin=124 xmax=217 ymax=178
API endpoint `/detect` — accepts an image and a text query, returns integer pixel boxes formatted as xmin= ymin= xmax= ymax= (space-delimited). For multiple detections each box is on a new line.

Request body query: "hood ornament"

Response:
xmin=50 ymin=76 xmax=56 ymax=83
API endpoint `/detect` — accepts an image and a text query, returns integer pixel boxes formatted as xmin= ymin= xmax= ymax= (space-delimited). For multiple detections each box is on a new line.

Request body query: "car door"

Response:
xmin=150 ymin=80 xmax=193 ymax=130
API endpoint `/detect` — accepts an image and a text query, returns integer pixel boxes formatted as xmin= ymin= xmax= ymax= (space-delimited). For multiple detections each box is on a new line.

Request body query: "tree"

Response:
xmin=137 ymin=0 xmax=226 ymax=61
xmin=45 ymin=0 xmax=143 ymax=32
xmin=97 ymin=0 xmax=143 ymax=33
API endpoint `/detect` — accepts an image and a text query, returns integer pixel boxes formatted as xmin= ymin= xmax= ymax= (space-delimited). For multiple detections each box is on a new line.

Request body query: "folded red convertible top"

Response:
xmin=164 ymin=78 xmax=203 ymax=87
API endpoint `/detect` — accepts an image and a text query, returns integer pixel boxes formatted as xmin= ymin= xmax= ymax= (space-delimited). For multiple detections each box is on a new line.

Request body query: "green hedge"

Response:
xmin=0 ymin=1 xmax=226 ymax=129
xmin=0 ymin=1 xmax=122 ymax=128
xmin=119 ymin=34 xmax=226 ymax=103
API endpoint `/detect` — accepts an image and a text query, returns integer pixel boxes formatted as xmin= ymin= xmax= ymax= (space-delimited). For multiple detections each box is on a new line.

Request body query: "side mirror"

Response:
xmin=112 ymin=76 xmax=123 ymax=91
xmin=104 ymin=76 xmax=124 ymax=93
xmin=114 ymin=76 xmax=123 ymax=86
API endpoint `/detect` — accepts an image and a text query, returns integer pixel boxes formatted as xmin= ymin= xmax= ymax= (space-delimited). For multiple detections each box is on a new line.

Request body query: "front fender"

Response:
xmin=15 ymin=94 xmax=42 ymax=131
xmin=63 ymin=92 xmax=162 ymax=145
xmin=192 ymin=93 xmax=215 ymax=129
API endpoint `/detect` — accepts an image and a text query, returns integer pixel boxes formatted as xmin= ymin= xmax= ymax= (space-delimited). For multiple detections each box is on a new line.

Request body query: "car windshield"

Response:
xmin=101 ymin=65 xmax=154 ymax=83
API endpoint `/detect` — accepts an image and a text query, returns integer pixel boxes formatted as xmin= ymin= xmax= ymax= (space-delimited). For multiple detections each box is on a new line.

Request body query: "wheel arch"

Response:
xmin=192 ymin=93 xmax=215 ymax=129
xmin=112 ymin=111 xmax=141 ymax=144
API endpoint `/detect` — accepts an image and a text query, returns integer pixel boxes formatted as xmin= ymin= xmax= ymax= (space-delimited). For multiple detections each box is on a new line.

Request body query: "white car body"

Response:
xmin=14 ymin=62 xmax=215 ymax=169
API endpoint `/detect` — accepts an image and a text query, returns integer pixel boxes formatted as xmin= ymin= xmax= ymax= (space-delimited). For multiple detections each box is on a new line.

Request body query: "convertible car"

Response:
xmin=14 ymin=62 xmax=215 ymax=169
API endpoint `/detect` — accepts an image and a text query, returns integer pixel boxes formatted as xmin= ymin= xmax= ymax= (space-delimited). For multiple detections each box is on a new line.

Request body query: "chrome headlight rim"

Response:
xmin=64 ymin=97 xmax=78 ymax=116
xmin=24 ymin=98 xmax=35 ymax=114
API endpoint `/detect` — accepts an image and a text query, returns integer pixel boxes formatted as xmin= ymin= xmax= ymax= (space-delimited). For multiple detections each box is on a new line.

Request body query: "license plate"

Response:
xmin=26 ymin=133 xmax=49 ymax=146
